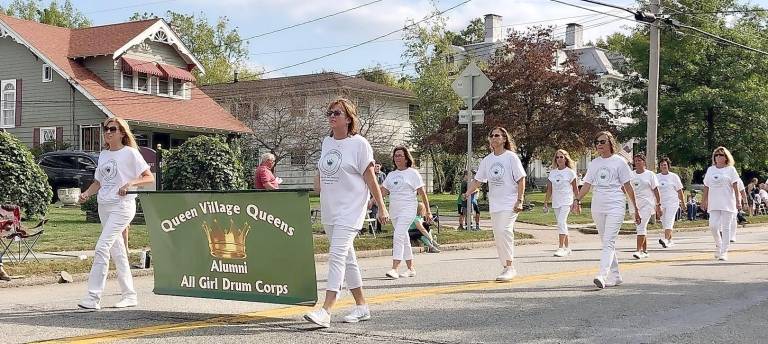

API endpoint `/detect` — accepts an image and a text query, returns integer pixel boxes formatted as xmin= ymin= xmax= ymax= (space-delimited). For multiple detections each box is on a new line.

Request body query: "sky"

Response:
xmin=5 ymin=0 xmax=768 ymax=78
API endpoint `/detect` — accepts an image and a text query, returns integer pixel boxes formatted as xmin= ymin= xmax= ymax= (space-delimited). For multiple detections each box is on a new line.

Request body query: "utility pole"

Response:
xmin=646 ymin=0 xmax=660 ymax=170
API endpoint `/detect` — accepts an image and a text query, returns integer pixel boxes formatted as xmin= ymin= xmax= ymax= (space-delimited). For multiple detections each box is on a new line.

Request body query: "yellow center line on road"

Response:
xmin=35 ymin=245 xmax=768 ymax=344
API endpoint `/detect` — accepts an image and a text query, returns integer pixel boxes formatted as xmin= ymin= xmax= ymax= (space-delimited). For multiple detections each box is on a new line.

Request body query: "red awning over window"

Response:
xmin=121 ymin=57 xmax=163 ymax=77
xmin=157 ymin=63 xmax=196 ymax=82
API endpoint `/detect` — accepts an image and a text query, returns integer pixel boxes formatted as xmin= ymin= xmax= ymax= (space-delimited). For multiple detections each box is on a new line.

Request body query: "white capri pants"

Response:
xmin=636 ymin=205 xmax=654 ymax=236
xmin=729 ymin=214 xmax=737 ymax=242
xmin=324 ymin=224 xmax=363 ymax=293
xmin=85 ymin=201 xmax=137 ymax=303
xmin=593 ymin=212 xmax=624 ymax=279
xmin=490 ymin=210 xmax=519 ymax=266
xmin=661 ymin=204 xmax=679 ymax=230
xmin=392 ymin=216 xmax=415 ymax=261
xmin=709 ymin=210 xmax=734 ymax=255
xmin=553 ymin=206 xmax=571 ymax=235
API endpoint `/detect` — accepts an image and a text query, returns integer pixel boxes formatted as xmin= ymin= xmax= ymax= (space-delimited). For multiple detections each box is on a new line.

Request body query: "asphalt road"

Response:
xmin=3 ymin=226 xmax=768 ymax=344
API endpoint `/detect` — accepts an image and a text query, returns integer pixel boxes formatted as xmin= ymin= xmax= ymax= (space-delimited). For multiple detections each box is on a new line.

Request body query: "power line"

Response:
xmin=548 ymin=0 xmax=650 ymax=26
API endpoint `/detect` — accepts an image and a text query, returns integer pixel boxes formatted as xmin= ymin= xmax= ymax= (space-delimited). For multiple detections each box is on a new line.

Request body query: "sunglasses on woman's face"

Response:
xmin=555 ymin=156 xmax=565 ymax=159
xmin=714 ymin=153 xmax=725 ymax=157
xmin=326 ymin=110 xmax=344 ymax=118
xmin=593 ymin=139 xmax=608 ymax=145
xmin=489 ymin=133 xmax=503 ymax=138
xmin=103 ymin=126 xmax=119 ymax=133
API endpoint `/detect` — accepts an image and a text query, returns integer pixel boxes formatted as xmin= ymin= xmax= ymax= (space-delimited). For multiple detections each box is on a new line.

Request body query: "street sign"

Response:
xmin=458 ymin=110 xmax=484 ymax=124
xmin=451 ymin=62 xmax=492 ymax=108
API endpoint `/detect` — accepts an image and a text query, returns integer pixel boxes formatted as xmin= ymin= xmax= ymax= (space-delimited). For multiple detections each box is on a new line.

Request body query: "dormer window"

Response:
xmin=172 ymin=79 xmax=184 ymax=98
xmin=152 ymin=30 xmax=169 ymax=43
xmin=137 ymin=72 xmax=150 ymax=93
xmin=158 ymin=77 xmax=170 ymax=96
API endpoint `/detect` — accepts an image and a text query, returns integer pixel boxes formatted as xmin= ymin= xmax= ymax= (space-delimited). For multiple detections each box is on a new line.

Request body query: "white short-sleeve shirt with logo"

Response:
xmin=474 ymin=150 xmax=526 ymax=213
xmin=548 ymin=167 xmax=576 ymax=209
xmin=657 ymin=172 xmax=684 ymax=207
xmin=95 ymin=146 xmax=150 ymax=204
xmin=584 ymin=154 xmax=633 ymax=215
xmin=703 ymin=165 xmax=740 ymax=213
xmin=631 ymin=170 xmax=659 ymax=212
xmin=382 ymin=167 xmax=424 ymax=219
xmin=318 ymin=135 xmax=375 ymax=229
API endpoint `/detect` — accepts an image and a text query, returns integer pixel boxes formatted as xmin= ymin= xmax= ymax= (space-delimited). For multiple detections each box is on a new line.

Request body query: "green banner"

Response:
xmin=138 ymin=191 xmax=317 ymax=306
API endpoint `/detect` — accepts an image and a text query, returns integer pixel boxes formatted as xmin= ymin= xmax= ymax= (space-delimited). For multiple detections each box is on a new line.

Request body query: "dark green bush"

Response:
xmin=670 ymin=166 xmax=693 ymax=189
xmin=161 ymin=136 xmax=246 ymax=190
xmin=0 ymin=132 xmax=53 ymax=218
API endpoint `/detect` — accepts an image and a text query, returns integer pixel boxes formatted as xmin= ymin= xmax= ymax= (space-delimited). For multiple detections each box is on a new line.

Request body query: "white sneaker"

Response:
xmin=554 ymin=248 xmax=566 ymax=257
xmin=641 ymin=252 xmax=649 ymax=259
xmin=606 ymin=275 xmax=623 ymax=287
xmin=342 ymin=305 xmax=371 ymax=323
xmin=565 ymin=248 xmax=572 ymax=256
xmin=402 ymin=269 xmax=416 ymax=277
xmin=658 ymin=238 xmax=668 ymax=248
xmin=667 ymin=240 xmax=676 ymax=247
xmin=77 ymin=299 xmax=101 ymax=310
xmin=304 ymin=308 xmax=331 ymax=328
xmin=593 ymin=275 xmax=606 ymax=289
xmin=385 ymin=269 xmax=399 ymax=279
xmin=714 ymin=253 xmax=721 ymax=260
xmin=632 ymin=251 xmax=642 ymax=259
xmin=114 ymin=297 xmax=138 ymax=308
xmin=495 ymin=267 xmax=517 ymax=281
xmin=718 ymin=253 xmax=728 ymax=261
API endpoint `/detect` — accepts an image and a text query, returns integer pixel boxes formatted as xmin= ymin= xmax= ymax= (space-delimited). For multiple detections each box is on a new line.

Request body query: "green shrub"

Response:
xmin=161 ymin=136 xmax=246 ymax=190
xmin=671 ymin=166 xmax=693 ymax=189
xmin=0 ymin=132 xmax=53 ymax=218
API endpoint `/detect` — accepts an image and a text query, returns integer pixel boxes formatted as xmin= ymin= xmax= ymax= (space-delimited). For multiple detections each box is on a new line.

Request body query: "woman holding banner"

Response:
xmin=305 ymin=98 xmax=390 ymax=328
xmin=77 ymin=117 xmax=154 ymax=310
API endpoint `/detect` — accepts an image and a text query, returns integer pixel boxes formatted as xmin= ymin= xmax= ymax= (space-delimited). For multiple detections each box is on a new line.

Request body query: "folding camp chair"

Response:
xmin=0 ymin=205 xmax=46 ymax=264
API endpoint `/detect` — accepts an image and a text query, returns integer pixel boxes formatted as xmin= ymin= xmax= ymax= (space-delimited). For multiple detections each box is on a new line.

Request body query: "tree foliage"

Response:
xmin=447 ymin=17 xmax=485 ymax=46
xmin=0 ymin=132 xmax=53 ymax=218
xmin=603 ymin=0 xmax=768 ymax=170
xmin=356 ymin=64 xmax=412 ymax=90
xmin=0 ymin=0 xmax=90 ymax=28
xmin=129 ymin=11 xmax=259 ymax=85
xmin=161 ymin=136 xmax=246 ymax=190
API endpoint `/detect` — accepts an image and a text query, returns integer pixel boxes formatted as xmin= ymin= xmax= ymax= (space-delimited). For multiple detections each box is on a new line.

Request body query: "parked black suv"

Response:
xmin=38 ymin=151 xmax=99 ymax=200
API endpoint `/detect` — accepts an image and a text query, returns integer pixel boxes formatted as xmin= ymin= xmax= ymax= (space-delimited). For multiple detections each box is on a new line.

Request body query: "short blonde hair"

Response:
xmin=550 ymin=149 xmax=575 ymax=169
xmin=260 ymin=152 xmax=275 ymax=164
xmin=711 ymin=146 xmax=735 ymax=166
xmin=594 ymin=131 xmax=619 ymax=155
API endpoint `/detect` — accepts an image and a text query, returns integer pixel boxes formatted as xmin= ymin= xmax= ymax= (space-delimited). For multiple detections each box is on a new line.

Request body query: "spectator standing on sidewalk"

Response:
xmin=656 ymin=157 xmax=685 ymax=248
xmin=543 ymin=149 xmax=578 ymax=258
xmin=701 ymin=146 xmax=741 ymax=261
xmin=253 ymin=153 xmax=282 ymax=190
xmin=457 ymin=170 xmax=481 ymax=231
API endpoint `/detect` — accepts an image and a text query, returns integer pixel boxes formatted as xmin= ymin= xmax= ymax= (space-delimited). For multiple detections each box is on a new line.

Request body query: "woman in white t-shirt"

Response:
xmin=572 ymin=131 xmax=640 ymax=289
xmin=702 ymin=146 xmax=741 ymax=261
xmin=381 ymin=146 xmax=431 ymax=279
xmin=543 ymin=149 xmax=578 ymax=257
xmin=464 ymin=127 xmax=527 ymax=282
xmin=305 ymin=98 xmax=390 ymax=328
xmin=630 ymin=153 xmax=661 ymax=260
xmin=76 ymin=117 xmax=154 ymax=310
xmin=656 ymin=157 xmax=685 ymax=248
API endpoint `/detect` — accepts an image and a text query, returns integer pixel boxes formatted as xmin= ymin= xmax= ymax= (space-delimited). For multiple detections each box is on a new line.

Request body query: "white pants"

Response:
xmin=593 ymin=212 xmax=624 ymax=279
xmin=325 ymin=224 xmax=363 ymax=293
xmin=490 ymin=210 xmax=518 ymax=266
xmin=392 ymin=216 xmax=414 ymax=261
xmin=661 ymin=204 xmax=679 ymax=230
xmin=553 ymin=206 xmax=570 ymax=235
xmin=85 ymin=201 xmax=137 ymax=302
xmin=729 ymin=214 xmax=737 ymax=242
xmin=636 ymin=206 xmax=654 ymax=236
xmin=709 ymin=210 xmax=734 ymax=255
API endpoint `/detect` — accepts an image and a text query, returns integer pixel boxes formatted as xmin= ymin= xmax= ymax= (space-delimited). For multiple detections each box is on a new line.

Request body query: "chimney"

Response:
xmin=565 ymin=23 xmax=583 ymax=48
xmin=484 ymin=14 xmax=503 ymax=43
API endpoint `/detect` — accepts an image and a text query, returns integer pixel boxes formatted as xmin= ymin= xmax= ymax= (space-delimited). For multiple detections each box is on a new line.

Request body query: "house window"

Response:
xmin=137 ymin=72 xmax=150 ymax=93
xmin=290 ymin=150 xmax=306 ymax=166
xmin=121 ymin=72 xmax=134 ymax=91
xmin=0 ymin=81 xmax=16 ymax=128
xmin=81 ymin=125 xmax=101 ymax=151
xmin=42 ymin=64 xmax=53 ymax=83
xmin=172 ymin=79 xmax=184 ymax=98
xmin=135 ymin=133 xmax=149 ymax=147
xmin=408 ymin=104 xmax=419 ymax=121
xmin=158 ymin=77 xmax=170 ymax=96
xmin=40 ymin=127 xmax=56 ymax=144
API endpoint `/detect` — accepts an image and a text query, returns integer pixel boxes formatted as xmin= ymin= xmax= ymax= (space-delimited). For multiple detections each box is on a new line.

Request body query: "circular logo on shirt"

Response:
xmin=318 ymin=149 xmax=342 ymax=176
xmin=632 ymin=179 xmax=641 ymax=188
xmin=660 ymin=180 xmax=668 ymax=187
xmin=99 ymin=159 xmax=118 ymax=182
xmin=389 ymin=174 xmax=406 ymax=190
xmin=490 ymin=162 xmax=505 ymax=182
xmin=596 ymin=167 xmax=611 ymax=186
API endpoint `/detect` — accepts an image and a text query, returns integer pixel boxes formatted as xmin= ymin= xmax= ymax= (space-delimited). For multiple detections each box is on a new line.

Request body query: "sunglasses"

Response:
xmin=555 ymin=156 xmax=565 ymax=159
xmin=489 ymin=133 xmax=504 ymax=138
xmin=326 ymin=110 xmax=344 ymax=118
xmin=593 ymin=139 xmax=608 ymax=145
xmin=103 ymin=126 xmax=120 ymax=133
xmin=714 ymin=153 xmax=725 ymax=157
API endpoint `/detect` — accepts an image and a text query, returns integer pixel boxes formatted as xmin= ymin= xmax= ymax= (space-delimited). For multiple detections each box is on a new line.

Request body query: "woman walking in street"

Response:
xmin=572 ymin=131 xmax=640 ymax=289
xmin=77 ymin=117 xmax=154 ymax=310
xmin=630 ymin=153 xmax=661 ymax=259
xmin=304 ymin=98 xmax=390 ymax=328
xmin=656 ymin=157 xmax=685 ymax=248
xmin=381 ymin=146 xmax=432 ymax=279
xmin=701 ymin=147 xmax=741 ymax=261
xmin=464 ymin=127 xmax=526 ymax=281
xmin=543 ymin=149 xmax=578 ymax=257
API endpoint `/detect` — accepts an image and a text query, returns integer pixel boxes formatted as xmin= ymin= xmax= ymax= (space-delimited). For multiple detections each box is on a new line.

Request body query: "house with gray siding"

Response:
xmin=0 ymin=15 xmax=250 ymax=152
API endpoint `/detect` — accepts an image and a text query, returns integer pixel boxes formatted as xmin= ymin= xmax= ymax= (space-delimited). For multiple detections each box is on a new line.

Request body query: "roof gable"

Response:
xmin=68 ymin=19 xmax=157 ymax=58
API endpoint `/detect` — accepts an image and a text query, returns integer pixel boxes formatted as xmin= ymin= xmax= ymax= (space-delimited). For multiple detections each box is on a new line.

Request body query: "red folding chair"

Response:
xmin=0 ymin=205 xmax=46 ymax=264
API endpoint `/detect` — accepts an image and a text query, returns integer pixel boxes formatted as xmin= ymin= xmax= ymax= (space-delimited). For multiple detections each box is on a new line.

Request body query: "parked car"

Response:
xmin=38 ymin=151 xmax=99 ymax=201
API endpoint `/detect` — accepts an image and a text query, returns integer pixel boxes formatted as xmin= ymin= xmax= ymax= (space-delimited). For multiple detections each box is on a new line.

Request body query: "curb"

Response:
xmin=576 ymin=224 xmax=754 ymax=235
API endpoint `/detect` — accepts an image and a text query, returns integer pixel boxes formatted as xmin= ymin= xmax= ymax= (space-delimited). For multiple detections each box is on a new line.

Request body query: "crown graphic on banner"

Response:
xmin=202 ymin=218 xmax=251 ymax=259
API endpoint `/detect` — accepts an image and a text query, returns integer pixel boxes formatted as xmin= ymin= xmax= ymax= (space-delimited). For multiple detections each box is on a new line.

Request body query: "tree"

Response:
xmin=129 ymin=11 xmax=258 ymax=85
xmin=603 ymin=0 xmax=768 ymax=171
xmin=356 ymin=65 xmax=412 ymax=91
xmin=447 ymin=17 xmax=485 ymax=46
xmin=0 ymin=0 xmax=90 ymax=28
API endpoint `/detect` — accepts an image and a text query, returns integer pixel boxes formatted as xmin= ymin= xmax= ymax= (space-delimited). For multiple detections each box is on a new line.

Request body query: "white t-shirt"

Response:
xmin=95 ymin=146 xmax=150 ymax=204
xmin=703 ymin=165 xmax=739 ymax=213
xmin=584 ymin=154 xmax=632 ymax=215
xmin=736 ymin=178 xmax=745 ymax=192
xmin=657 ymin=172 xmax=683 ymax=207
xmin=474 ymin=150 xmax=526 ymax=213
xmin=382 ymin=168 xmax=424 ymax=219
xmin=318 ymin=135 xmax=374 ymax=229
xmin=548 ymin=167 xmax=576 ymax=209
xmin=631 ymin=170 xmax=659 ymax=210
